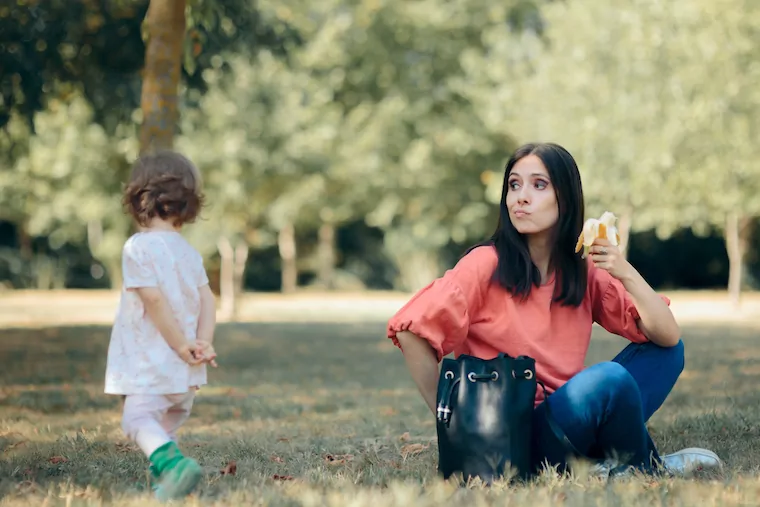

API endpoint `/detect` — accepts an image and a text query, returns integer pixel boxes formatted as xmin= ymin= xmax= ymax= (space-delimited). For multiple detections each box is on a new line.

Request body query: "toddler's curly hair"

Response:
xmin=122 ymin=150 xmax=205 ymax=227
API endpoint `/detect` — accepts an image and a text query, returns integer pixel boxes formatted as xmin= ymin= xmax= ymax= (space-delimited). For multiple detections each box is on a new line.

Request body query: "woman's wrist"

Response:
xmin=616 ymin=260 xmax=639 ymax=285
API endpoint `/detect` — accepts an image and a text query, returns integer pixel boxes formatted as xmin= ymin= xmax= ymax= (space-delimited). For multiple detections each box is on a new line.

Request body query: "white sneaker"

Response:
xmin=588 ymin=459 xmax=617 ymax=479
xmin=589 ymin=447 xmax=722 ymax=480
xmin=588 ymin=459 xmax=635 ymax=480
xmin=660 ymin=448 xmax=723 ymax=478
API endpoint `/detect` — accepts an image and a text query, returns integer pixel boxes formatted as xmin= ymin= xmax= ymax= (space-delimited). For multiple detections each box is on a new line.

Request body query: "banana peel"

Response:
xmin=575 ymin=211 xmax=621 ymax=258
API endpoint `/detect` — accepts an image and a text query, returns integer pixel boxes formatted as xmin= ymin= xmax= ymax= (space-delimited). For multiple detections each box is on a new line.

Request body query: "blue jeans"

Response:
xmin=530 ymin=339 xmax=685 ymax=475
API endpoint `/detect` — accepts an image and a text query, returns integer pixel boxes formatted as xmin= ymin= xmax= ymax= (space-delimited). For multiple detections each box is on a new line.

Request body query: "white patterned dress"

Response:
xmin=105 ymin=231 xmax=209 ymax=395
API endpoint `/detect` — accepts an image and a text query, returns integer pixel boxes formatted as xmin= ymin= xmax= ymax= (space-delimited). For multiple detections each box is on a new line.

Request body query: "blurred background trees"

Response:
xmin=1 ymin=0 xmax=758 ymax=315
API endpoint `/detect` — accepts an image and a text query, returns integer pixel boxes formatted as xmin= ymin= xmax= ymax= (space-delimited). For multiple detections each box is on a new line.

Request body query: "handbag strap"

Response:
xmin=436 ymin=376 xmax=460 ymax=425
xmin=537 ymin=381 xmax=583 ymax=457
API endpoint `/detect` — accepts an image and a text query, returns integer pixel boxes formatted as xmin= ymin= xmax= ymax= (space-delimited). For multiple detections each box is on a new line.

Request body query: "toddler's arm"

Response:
xmin=196 ymin=284 xmax=217 ymax=366
xmin=135 ymin=287 xmax=201 ymax=365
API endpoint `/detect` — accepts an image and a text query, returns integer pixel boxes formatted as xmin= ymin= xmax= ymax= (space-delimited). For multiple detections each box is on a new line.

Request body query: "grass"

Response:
xmin=1 ymin=320 xmax=760 ymax=505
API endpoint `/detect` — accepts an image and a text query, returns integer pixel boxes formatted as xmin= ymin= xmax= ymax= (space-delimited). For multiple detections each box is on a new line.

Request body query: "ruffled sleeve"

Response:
xmin=122 ymin=235 xmax=158 ymax=290
xmin=387 ymin=245 xmax=497 ymax=361
xmin=589 ymin=263 xmax=671 ymax=343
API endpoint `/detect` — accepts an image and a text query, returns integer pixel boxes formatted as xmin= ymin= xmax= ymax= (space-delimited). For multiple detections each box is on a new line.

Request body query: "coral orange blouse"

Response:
xmin=386 ymin=245 xmax=670 ymax=406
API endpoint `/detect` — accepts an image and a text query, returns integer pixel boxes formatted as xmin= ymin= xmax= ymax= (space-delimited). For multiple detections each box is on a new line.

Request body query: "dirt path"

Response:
xmin=1 ymin=289 xmax=759 ymax=328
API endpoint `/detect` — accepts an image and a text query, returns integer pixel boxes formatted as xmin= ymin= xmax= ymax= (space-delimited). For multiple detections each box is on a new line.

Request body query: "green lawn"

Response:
xmin=1 ymin=321 xmax=759 ymax=506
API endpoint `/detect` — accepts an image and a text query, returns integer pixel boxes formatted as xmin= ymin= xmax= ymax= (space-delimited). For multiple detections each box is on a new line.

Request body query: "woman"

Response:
xmin=387 ymin=142 xmax=722 ymax=479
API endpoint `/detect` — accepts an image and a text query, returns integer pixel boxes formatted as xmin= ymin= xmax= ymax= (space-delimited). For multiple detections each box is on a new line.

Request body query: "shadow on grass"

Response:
xmin=1 ymin=321 xmax=760 ymax=503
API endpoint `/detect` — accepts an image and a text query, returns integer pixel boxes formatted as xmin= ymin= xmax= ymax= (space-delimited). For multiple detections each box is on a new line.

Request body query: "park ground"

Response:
xmin=1 ymin=290 xmax=760 ymax=506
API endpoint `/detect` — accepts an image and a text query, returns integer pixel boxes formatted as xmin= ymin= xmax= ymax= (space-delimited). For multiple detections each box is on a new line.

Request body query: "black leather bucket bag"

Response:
xmin=435 ymin=352 xmax=560 ymax=483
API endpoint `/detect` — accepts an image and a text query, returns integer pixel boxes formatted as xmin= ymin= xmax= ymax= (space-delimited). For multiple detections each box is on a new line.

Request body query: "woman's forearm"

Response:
xmin=620 ymin=262 xmax=681 ymax=347
xmin=396 ymin=331 xmax=440 ymax=414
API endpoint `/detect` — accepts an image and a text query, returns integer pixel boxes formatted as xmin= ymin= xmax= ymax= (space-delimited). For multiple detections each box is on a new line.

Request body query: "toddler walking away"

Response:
xmin=105 ymin=150 xmax=218 ymax=502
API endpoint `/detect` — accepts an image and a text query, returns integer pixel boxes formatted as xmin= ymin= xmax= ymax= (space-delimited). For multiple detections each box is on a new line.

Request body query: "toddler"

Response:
xmin=105 ymin=150 xmax=218 ymax=501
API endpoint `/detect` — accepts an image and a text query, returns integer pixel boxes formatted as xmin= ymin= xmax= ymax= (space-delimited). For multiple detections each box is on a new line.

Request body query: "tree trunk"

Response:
xmin=317 ymin=222 xmax=336 ymax=289
xmin=396 ymin=250 xmax=440 ymax=293
xmin=233 ymin=243 xmax=249 ymax=316
xmin=217 ymin=236 xmax=235 ymax=320
xmin=617 ymin=208 xmax=632 ymax=259
xmin=278 ymin=222 xmax=297 ymax=293
xmin=725 ymin=211 xmax=751 ymax=308
xmin=106 ymin=259 xmax=123 ymax=289
xmin=217 ymin=238 xmax=249 ymax=320
xmin=139 ymin=0 xmax=186 ymax=154
xmin=17 ymin=221 xmax=31 ymax=260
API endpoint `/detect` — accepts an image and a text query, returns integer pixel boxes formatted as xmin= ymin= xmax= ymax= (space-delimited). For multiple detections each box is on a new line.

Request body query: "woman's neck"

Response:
xmin=527 ymin=232 xmax=553 ymax=284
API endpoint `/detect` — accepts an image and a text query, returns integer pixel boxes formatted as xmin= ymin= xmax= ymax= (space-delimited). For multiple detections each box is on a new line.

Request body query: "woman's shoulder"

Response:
xmin=452 ymin=243 xmax=499 ymax=279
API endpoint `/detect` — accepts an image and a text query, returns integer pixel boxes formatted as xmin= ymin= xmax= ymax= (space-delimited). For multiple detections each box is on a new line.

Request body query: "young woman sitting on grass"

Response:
xmin=386 ymin=142 xmax=723 ymax=480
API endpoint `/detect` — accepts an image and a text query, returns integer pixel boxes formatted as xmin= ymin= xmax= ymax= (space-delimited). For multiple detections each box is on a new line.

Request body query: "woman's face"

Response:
xmin=505 ymin=154 xmax=559 ymax=235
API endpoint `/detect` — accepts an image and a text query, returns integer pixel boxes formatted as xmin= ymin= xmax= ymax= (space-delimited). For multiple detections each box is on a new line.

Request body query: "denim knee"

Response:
xmin=642 ymin=338 xmax=685 ymax=378
xmin=562 ymin=361 xmax=638 ymax=403
xmin=668 ymin=339 xmax=685 ymax=374
xmin=589 ymin=361 xmax=640 ymax=401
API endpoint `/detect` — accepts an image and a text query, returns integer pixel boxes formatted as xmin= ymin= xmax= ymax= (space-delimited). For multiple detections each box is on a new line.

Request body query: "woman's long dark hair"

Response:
xmin=467 ymin=142 xmax=587 ymax=306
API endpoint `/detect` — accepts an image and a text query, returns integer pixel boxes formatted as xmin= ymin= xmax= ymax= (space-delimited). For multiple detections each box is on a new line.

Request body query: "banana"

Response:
xmin=574 ymin=211 xmax=620 ymax=258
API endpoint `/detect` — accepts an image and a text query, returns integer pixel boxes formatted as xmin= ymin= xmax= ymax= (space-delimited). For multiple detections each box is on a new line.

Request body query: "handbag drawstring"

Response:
xmin=437 ymin=369 xmax=525 ymax=426
xmin=436 ymin=374 xmax=460 ymax=425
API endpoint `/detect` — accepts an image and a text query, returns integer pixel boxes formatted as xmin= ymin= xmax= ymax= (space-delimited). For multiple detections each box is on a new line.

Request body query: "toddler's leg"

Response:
xmin=122 ymin=394 xmax=202 ymax=502
xmin=122 ymin=395 xmax=174 ymax=456
xmin=160 ymin=392 xmax=196 ymax=443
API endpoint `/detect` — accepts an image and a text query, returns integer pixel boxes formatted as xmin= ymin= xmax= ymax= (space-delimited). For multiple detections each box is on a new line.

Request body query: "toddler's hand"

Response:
xmin=176 ymin=343 xmax=203 ymax=365
xmin=194 ymin=340 xmax=218 ymax=368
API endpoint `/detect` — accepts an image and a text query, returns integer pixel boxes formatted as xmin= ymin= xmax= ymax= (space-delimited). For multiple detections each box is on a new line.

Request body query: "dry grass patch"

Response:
xmin=1 ymin=321 xmax=759 ymax=505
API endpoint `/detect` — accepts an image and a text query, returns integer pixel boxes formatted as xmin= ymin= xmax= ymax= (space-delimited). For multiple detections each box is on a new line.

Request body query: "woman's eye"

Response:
xmin=508 ymin=181 xmax=519 ymax=190
xmin=535 ymin=180 xmax=548 ymax=189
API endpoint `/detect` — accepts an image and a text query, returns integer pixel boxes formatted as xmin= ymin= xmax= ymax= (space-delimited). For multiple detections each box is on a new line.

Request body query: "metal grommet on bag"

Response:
xmin=445 ymin=371 xmax=454 ymax=379
xmin=524 ymin=369 xmax=534 ymax=379
xmin=467 ymin=372 xmax=476 ymax=382
xmin=491 ymin=371 xmax=499 ymax=381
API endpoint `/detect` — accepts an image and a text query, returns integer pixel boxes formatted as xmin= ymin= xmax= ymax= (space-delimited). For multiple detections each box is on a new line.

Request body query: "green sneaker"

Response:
xmin=148 ymin=441 xmax=203 ymax=502
xmin=148 ymin=463 xmax=160 ymax=492
xmin=154 ymin=457 xmax=203 ymax=502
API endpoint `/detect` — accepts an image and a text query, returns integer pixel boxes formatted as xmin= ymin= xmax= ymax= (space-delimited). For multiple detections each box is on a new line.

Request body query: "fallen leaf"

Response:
xmin=220 ymin=460 xmax=237 ymax=476
xmin=48 ymin=456 xmax=68 ymax=464
xmin=115 ymin=442 xmax=136 ymax=453
xmin=4 ymin=440 xmax=27 ymax=452
xmin=399 ymin=432 xmax=411 ymax=442
xmin=324 ymin=454 xmax=354 ymax=466
xmin=400 ymin=443 xmax=429 ymax=459
xmin=270 ymin=455 xmax=285 ymax=464
xmin=277 ymin=437 xmax=290 ymax=442
xmin=272 ymin=474 xmax=294 ymax=481
xmin=0 ymin=431 xmax=25 ymax=439
xmin=16 ymin=480 xmax=37 ymax=493
xmin=390 ymin=460 xmax=402 ymax=469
